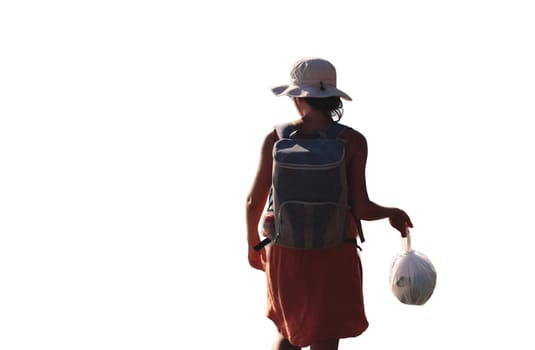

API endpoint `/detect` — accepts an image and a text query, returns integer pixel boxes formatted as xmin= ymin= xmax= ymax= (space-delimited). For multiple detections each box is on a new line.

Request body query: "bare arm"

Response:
xmin=346 ymin=129 xmax=413 ymax=236
xmin=245 ymin=131 xmax=276 ymax=269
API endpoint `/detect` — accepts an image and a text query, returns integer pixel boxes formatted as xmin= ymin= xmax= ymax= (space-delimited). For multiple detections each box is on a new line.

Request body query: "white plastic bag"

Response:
xmin=389 ymin=231 xmax=437 ymax=305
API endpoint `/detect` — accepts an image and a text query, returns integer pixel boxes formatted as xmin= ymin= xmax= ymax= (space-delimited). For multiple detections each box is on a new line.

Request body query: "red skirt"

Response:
xmin=265 ymin=234 xmax=369 ymax=347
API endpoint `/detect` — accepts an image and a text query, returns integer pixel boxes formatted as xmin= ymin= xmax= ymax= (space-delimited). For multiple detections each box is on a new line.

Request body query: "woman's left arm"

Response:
xmin=346 ymin=129 xmax=413 ymax=237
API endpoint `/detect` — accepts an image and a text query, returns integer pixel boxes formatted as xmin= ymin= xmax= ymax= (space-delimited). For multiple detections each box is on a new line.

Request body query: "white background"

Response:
xmin=1 ymin=1 xmax=534 ymax=349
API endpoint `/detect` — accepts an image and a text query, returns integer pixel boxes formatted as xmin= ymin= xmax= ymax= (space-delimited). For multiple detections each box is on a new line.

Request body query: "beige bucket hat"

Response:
xmin=271 ymin=57 xmax=352 ymax=101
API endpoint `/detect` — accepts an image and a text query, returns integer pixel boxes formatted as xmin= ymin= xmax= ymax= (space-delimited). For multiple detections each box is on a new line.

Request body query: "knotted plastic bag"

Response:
xmin=389 ymin=231 xmax=437 ymax=305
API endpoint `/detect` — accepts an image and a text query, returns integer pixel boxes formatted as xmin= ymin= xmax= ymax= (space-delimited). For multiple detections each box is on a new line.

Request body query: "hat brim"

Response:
xmin=271 ymin=84 xmax=352 ymax=101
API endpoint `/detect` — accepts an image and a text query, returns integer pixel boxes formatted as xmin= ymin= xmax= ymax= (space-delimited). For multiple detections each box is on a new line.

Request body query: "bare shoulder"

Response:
xmin=341 ymin=125 xmax=368 ymax=152
xmin=263 ymin=129 xmax=277 ymax=147
xmin=260 ymin=129 xmax=277 ymax=157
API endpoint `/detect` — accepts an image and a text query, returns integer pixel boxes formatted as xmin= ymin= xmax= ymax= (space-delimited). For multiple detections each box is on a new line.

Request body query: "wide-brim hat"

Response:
xmin=271 ymin=57 xmax=352 ymax=101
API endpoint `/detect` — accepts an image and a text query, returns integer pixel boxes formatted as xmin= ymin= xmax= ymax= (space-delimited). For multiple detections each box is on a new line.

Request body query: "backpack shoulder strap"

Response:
xmin=324 ymin=122 xmax=348 ymax=139
xmin=275 ymin=122 xmax=348 ymax=140
xmin=327 ymin=122 xmax=366 ymax=246
xmin=274 ymin=123 xmax=295 ymax=139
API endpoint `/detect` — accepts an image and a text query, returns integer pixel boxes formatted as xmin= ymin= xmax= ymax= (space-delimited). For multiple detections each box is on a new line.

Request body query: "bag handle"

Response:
xmin=401 ymin=228 xmax=412 ymax=253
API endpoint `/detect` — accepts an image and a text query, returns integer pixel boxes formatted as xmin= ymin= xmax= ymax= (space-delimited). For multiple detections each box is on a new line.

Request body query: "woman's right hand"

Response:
xmin=248 ymin=244 xmax=266 ymax=271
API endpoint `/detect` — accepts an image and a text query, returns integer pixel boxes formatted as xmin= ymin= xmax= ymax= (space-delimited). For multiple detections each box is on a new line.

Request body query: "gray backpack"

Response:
xmin=255 ymin=122 xmax=364 ymax=250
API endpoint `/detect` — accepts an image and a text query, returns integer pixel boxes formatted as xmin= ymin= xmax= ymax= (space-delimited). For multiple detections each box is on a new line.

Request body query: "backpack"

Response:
xmin=255 ymin=122 xmax=364 ymax=250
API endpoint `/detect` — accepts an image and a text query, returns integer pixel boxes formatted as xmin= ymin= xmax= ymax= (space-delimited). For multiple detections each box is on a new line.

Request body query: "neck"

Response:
xmin=294 ymin=113 xmax=332 ymax=131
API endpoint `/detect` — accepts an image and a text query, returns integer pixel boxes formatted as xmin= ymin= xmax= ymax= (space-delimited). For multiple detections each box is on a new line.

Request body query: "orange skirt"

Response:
xmin=265 ymin=240 xmax=369 ymax=347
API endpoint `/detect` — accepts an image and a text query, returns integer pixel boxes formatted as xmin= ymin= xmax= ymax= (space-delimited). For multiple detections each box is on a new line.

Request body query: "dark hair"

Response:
xmin=303 ymin=96 xmax=344 ymax=122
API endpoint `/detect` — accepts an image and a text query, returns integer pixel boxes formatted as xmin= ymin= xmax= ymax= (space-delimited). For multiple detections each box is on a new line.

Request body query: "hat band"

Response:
xmin=291 ymin=78 xmax=336 ymax=87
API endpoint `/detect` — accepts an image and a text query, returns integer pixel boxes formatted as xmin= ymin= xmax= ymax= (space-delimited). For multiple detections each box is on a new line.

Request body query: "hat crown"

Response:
xmin=270 ymin=57 xmax=352 ymax=101
xmin=290 ymin=58 xmax=337 ymax=87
